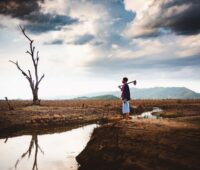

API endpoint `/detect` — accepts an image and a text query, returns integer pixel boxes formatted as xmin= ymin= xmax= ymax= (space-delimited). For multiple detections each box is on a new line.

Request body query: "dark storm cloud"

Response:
xmin=0 ymin=0 xmax=43 ymax=18
xmin=137 ymin=0 xmax=200 ymax=37
xmin=44 ymin=39 xmax=64 ymax=45
xmin=45 ymin=33 xmax=95 ymax=46
xmin=0 ymin=0 xmax=78 ymax=33
xmin=160 ymin=0 xmax=200 ymax=35
xmin=73 ymin=33 xmax=94 ymax=45
xmin=92 ymin=41 xmax=104 ymax=46
xmin=24 ymin=12 xmax=78 ymax=34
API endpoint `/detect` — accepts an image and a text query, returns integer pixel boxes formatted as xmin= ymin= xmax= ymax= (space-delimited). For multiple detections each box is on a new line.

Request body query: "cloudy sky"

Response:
xmin=0 ymin=0 xmax=200 ymax=99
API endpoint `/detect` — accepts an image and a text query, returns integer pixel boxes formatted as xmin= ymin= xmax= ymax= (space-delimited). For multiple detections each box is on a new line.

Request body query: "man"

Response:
xmin=119 ymin=77 xmax=131 ymax=119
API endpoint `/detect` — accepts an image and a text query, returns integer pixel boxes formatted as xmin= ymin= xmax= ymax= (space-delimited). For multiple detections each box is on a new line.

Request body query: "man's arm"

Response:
xmin=118 ymin=85 xmax=122 ymax=91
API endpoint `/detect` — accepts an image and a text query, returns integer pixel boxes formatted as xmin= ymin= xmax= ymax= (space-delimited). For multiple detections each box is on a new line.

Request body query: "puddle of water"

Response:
xmin=132 ymin=107 xmax=163 ymax=119
xmin=0 ymin=124 xmax=97 ymax=170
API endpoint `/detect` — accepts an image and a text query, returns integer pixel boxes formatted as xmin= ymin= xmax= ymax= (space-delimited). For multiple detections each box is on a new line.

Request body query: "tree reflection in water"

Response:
xmin=4 ymin=138 xmax=8 ymax=143
xmin=15 ymin=134 xmax=44 ymax=170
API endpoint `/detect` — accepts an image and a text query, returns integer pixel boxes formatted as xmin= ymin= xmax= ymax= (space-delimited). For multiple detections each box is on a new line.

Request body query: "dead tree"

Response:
xmin=9 ymin=26 xmax=45 ymax=105
xmin=5 ymin=97 xmax=14 ymax=110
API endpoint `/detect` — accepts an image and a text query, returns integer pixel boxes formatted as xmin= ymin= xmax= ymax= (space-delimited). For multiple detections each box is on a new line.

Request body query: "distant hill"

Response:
xmin=74 ymin=95 xmax=119 ymax=100
xmin=130 ymin=87 xmax=200 ymax=99
xmin=49 ymin=87 xmax=200 ymax=100
xmin=77 ymin=87 xmax=200 ymax=99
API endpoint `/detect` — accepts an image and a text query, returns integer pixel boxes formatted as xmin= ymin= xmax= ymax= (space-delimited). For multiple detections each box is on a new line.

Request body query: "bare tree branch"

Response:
xmin=36 ymin=51 xmax=39 ymax=65
xmin=28 ymin=70 xmax=32 ymax=80
xmin=26 ymin=51 xmax=32 ymax=56
xmin=19 ymin=26 xmax=33 ymax=43
xmin=38 ymin=74 xmax=45 ymax=85
xmin=9 ymin=60 xmax=30 ymax=80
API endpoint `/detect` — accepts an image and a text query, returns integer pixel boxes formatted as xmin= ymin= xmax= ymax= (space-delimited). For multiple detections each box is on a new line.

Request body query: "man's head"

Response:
xmin=122 ymin=77 xmax=128 ymax=84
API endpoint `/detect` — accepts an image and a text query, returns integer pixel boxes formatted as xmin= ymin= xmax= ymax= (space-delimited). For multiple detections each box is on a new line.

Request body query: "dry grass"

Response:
xmin=0 ymin=99 xmax=200 ymax=138
xmin=1 ymin=99 xmax=200 ymax=117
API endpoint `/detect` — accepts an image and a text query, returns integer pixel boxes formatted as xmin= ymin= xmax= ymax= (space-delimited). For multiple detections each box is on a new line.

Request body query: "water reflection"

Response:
xmin=4 ymin=138 xmax=8 ymax=143
xmin=132 ymin=107 xmax=163 ymax=119
xmin=15 ymin=134 xmax=43 ymax=170
xmin=0 ymin=124 xmax=97 ymax=170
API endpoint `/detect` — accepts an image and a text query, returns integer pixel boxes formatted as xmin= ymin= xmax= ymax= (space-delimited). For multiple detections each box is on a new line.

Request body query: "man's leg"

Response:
xmin=126 ymin=112 xmax=130 ymax=119
xmin=126 ymin=101 xmax=130 ymax=119
xmin=122 ymin=101 xmax=125 ymax=118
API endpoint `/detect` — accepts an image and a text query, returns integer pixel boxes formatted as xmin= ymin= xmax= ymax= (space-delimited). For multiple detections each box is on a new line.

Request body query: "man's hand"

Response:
xmin=123 ymin=99 xmax=127 ymax=103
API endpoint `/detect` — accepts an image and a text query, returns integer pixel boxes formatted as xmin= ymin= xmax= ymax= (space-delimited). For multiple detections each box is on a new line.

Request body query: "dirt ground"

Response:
xmin=0 ymin=99 xmax=199 ymax=137
xmin=75 ymin=99 xmax=200 ymax=170
xmin=0 ymin=99 xmax=200 ymax=170
xmin=0 ymin=99 xmax=132 ymax=138
xmin=77 ymin=117 xmax=200 ymax=170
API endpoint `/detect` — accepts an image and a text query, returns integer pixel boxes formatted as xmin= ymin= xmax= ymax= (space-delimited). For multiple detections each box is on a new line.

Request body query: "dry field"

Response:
xmin=0 ymin=99 xmax=200 ymax=169
xmin=0 ymin=99 xmax=200 ymax=137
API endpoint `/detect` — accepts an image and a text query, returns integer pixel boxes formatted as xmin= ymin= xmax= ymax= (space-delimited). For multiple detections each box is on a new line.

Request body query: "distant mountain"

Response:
xmin=90 ymin=95 xmax=119 ymax=100
xmin=76 ymin=87 xmax=200 ymax=99
xmin=74 ymin=96 xmax=89 ymax=100
xmin=130 ymin=87 xmax=200 ymax=99
xmin=74 ymin=95 xmax=119 ymax=100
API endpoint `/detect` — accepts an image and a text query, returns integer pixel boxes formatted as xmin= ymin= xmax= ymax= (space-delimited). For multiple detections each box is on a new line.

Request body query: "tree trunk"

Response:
xmin=32 ymin=88 xmax=39 ymax=105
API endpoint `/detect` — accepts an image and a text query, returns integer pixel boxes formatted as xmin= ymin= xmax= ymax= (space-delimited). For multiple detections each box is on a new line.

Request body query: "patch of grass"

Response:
xmin=157 ymin=111 xmax=183 ymax=118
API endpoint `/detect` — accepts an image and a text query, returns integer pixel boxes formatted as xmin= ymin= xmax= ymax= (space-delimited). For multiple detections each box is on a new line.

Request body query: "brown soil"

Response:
xmin=0 ymin=100 xmax=130 ymax=138
xmin=1 ymin=99 xmax=200 ymax=170
xmin=0 ymin=99 xmax=199 ymax=138
xmin=77 ymin=117 xmax=200 ymax=170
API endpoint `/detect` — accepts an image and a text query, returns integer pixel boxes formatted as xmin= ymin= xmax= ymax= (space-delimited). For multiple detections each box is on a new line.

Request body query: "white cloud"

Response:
xmin=39 ymin=0 xmax=70 ymax=15
xmin=175 ymin=34 xmax=200 ymax=57
xmin=0 ymin=14 xmax=25 ymax=30
xmin=123 ymin=1 xmax=156 ymax=38
xmin=40 ymin=0 xmax=110 ymax=37
xmin=124 ymin=0 xmax=152 ymax=19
